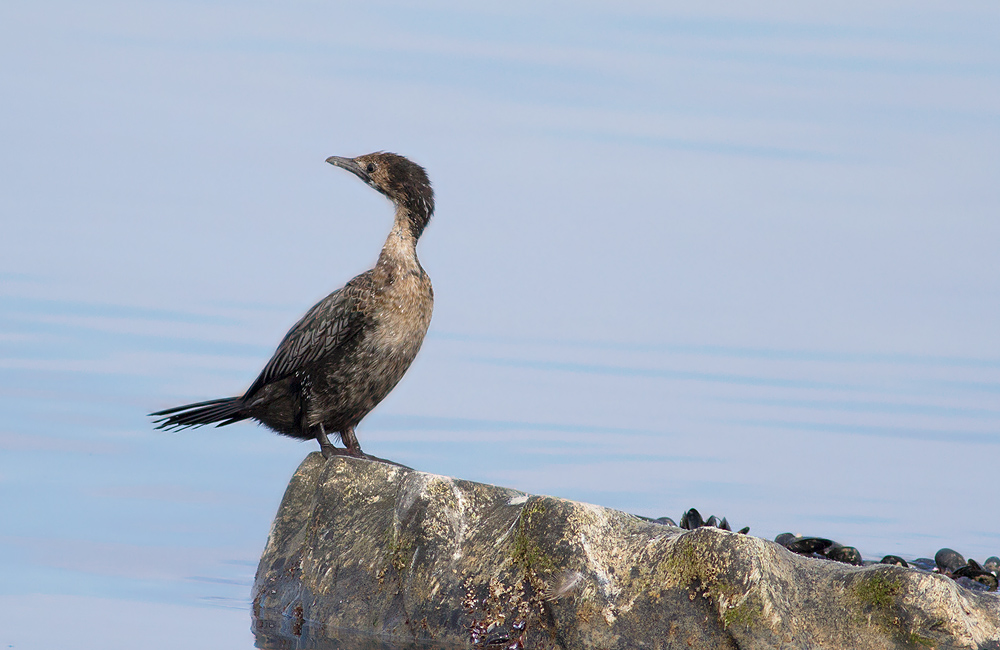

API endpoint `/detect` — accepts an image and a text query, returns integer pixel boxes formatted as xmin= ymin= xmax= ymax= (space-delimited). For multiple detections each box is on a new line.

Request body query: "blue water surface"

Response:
xmin=2 ymin=2 xmax=999 ymax=648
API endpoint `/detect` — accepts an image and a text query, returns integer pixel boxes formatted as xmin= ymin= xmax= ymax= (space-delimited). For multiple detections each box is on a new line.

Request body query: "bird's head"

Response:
xmin=326 ymin=152 xmax=434 ymax=238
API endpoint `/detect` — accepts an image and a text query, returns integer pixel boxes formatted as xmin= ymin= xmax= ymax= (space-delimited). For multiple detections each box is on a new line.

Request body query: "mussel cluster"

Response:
xmin=651 ymin=508 xmax=998 ymax=593
xmin=464 ymin=588 xmax=528 ymax=650
xmin=466 ymin=617 xmax=526 ymax=650
xmin=774 ymin=533 xmax=863 ymax=566
xmin=651 ymin=507 xmax=750 ymax=535
xmin=926 ymin=548 xmax=998 ymax=592
xmin=773 ymin=535 xmax=998 ymax=592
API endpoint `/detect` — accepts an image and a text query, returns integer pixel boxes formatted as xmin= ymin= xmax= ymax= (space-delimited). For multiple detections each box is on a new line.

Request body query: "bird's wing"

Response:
xmin=244 ymin=270 xmax=374 ymax=397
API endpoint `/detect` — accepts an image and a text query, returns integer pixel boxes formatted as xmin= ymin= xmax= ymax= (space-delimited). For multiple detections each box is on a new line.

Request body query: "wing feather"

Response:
xmin=244 ymin=271 xmax=374 ymax=397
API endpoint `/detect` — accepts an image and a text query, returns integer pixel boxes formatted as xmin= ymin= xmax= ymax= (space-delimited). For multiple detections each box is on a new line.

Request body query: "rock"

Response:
xmin=252 ymin=454 xmax=1000 ymax=649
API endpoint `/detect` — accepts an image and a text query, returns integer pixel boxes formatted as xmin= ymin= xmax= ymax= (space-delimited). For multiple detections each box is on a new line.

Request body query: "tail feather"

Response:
xmin=150 ymin=397 xmax=249 ymax=431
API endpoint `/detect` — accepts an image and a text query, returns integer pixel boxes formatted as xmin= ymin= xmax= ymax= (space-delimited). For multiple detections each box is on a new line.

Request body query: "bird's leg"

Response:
xmin=317 ymin=423 xmax=337 ymax=460
xmin=318 ymin=424 xmax=410 ymax=468
xmin=340 ymin=426 xmax=364 ymax=457
xmin=316 ymin=423 xmax=372 ymax=462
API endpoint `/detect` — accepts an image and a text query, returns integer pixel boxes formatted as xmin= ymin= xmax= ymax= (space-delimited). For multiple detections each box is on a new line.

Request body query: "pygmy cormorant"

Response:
xmin=150 ymin=152 xmax=434 ymax=460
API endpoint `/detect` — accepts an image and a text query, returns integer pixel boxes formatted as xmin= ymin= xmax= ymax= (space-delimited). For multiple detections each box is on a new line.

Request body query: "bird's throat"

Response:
xmin=377 ymin=209 xmax=421 ymax=272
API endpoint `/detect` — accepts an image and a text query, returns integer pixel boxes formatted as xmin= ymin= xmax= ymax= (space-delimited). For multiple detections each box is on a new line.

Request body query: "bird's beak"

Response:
xmin=325 ymin=156 xmax=370 ymax=183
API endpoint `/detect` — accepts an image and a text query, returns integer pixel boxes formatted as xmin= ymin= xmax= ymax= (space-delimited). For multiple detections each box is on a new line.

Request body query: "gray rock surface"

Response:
xmin=252 ymin=454 xmax=1000 ymax=649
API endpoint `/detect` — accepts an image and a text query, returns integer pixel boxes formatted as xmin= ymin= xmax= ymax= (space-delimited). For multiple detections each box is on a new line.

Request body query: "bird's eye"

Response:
xmin=366 ymin=163 xmax=376 ymax=173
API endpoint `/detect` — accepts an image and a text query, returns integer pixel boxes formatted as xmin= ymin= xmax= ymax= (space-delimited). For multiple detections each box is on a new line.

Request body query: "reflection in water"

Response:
xmin=253 ymin=619 xmax=457 ymax=650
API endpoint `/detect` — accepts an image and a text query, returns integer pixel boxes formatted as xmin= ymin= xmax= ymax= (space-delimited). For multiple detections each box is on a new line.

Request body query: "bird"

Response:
xmin=150 ymin=152 xmax=435 ymax=461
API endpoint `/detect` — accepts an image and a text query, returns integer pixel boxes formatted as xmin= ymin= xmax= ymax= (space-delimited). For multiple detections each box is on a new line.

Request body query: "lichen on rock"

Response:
xmin=252 ymin=454 xmax=1000 ymax=649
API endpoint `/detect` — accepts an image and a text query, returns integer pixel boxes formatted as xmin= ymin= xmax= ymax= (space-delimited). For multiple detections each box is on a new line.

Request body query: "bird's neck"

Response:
xmin=376 ymin=207 xmax=422 ymax=273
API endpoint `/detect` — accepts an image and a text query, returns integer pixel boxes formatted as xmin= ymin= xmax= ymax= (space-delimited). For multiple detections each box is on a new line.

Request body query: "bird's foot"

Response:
xmin=356 ymin=450 xmax=412 ymax=469
xmin=316 ymin=424 xmax=410 ymax=467
xmin=318 ymin=444 xmax=368 ymax=461
xmin=343 ymin=445 xmax=365 ymax=458
xmin=320 ymin=442 xmax=337 ymax=460
xmin=318 ymin=445 xmax=412 ymax=469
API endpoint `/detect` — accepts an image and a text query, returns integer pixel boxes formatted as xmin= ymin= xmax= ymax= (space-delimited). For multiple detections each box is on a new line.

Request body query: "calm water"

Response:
xmin=1 ymin=291 xmax=998 ymax=647
xmin=3 ymin=1 xmax=999 ymax=647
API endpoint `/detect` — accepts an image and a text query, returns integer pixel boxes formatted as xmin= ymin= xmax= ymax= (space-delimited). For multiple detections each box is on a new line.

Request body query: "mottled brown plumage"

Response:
xmin=151 ymin=152 xmax=434 ymax=460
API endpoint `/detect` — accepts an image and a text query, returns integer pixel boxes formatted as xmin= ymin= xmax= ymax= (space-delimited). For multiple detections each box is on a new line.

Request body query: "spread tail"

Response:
xmin=149 ymin=396 xmax=249 ymax=431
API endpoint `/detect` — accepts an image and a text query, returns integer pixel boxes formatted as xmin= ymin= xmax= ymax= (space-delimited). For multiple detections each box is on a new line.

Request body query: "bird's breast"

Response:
xmin=368 ymin=271 xmax=433 ymax=352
